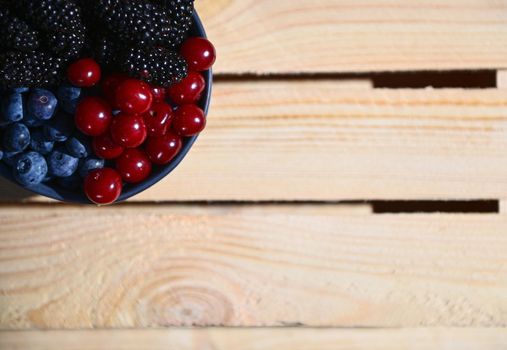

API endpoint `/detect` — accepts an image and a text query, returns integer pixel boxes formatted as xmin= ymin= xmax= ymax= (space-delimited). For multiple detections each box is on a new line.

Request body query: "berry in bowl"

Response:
xmin=0 ymin=0 xmax=215 ymax=204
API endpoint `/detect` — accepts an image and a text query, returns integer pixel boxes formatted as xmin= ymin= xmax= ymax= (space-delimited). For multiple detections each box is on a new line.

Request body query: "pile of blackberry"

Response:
xmin=0 ymin=0 xmax=193 ymax=90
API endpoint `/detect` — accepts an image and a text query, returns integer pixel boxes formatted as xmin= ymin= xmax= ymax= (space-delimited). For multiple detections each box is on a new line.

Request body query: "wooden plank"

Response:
xmin=2 ymin=82 xmax=507 ymax=203
xmin=1 ymin=205 xmax=506 ymax=328
xmin=498 ymin=71 xmax=507 ymax=212
xmin=498 ymin=70 xmax=507 ymax=89
xmin=1 ymin=328 xmax=506 ymax=350
xmin=139 ymin=84 xmax=507 ymax=201
xmin=500 ymin=201 xmax=507 ymax=214
xmin=196 ymin=0 xmax=507 ymax=74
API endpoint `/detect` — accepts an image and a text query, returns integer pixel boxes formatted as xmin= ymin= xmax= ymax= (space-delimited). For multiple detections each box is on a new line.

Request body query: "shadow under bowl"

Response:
xmin=0 ymin=11 xmax=212 ymax=204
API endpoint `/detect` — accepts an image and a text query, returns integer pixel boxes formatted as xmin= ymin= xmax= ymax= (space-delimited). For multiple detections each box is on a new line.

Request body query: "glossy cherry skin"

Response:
xmin=181 ymin=37 xmax=216 ymax=72
xmin=168 ymin=72 xmax=205 ymax=104
xmin=144 ymin=102 xmax=173 ymax=137
xmin=144 ymin=133 xmax=182 ymax=165
xmin=102 ymin=73 xmax=128 ymax=107
xmin=92 ymin=133 xmax=125 ymax=159
xmin=67 ymin=58 xmax=101 ymax=87
xmin=172 ymin=104 xmax=206 ymax=136
xmin=151 ymin=86 xmax=166 ymax=102
xmin=115 ymin=79 xmax=153 ymax=114
xmin=115 ymin=148 xmax=152 ymax=183
xmin=110 ymin=113 xmax=147 ymax=148
xmin=75 ymin=96 xmax=112 ymax=136
xmin=84 ymin=168 xmax=122 ymax=205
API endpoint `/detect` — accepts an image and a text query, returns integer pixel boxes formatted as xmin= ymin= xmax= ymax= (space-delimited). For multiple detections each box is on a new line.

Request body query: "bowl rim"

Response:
xmin=0 ymin=10 xmax=212 ymax=204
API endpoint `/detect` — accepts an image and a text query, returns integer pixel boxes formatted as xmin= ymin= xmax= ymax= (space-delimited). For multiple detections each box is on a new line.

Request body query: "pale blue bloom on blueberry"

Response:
xmin=65 ymin=133 xmax=91 ymax=158
xmin=30 ymin=129 xmax=54 ymax=155
xmin=78 ymin=157 xmax=105 ymax=178
xmin=3 ymin=123 xmax=30 ymax=152
xmin=13 ymin=151 xmax=48 ymax=186
xmin=26 ymin=88 xmax=57 ymax=121
xmin=12 ymin=87 xmax=29 ymax=94
xmin=47 ymin=147 xmax=79 ymax=177
xmin=1 ymin=93 xmax=24 ymax=122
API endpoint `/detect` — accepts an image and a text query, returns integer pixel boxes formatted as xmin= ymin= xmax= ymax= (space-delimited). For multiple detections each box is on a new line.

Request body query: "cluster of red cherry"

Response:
xmin=66 ymin=37 xmax=216 ymax=204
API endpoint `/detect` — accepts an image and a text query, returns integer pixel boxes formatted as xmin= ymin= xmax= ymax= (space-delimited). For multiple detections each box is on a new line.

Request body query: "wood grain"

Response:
xmin=497 ymin=70 xmax=507 ymax=212
xmin=196 ymin=0 xmax=507 ymax=74
xmin=2 ymin=81 xmax=506 ymax=203
xmin=498 ymin=70 xmax=507 ymax=89
xmin=1 ymin=328 xmax=506 ymax=350
xmin=1 ymin=204 xmax=507 ymax=328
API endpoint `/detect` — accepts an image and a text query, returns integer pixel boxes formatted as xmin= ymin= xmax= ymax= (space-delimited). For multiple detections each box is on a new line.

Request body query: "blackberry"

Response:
xmin=46 ymin=29 xmax=85 ymax=61
xmin=93 ymin=36 xmax=121 ymax=68
xmin=11 ymin=0 xmax=85 ymax=32
xmin=120 ymin=47 xmax=187 ymax=87
xmin=96 ymin=0 xmax=173 ymax=47
xmin=158 ymin=0 xmax=195 ymax=47
xmin=0 ymin=7 xmax=40 ymax=52
xmin=0 ymin=51 xmax=63 ymax=89
xmin=10 ymin=0 xmax=85 ymax=59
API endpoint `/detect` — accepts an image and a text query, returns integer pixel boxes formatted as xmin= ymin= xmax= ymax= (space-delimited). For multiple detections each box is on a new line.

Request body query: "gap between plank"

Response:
xmin=215 ymin=70 xmax=497 ymax=89
xmin=0 ymin=200 xmax=500 ymax=214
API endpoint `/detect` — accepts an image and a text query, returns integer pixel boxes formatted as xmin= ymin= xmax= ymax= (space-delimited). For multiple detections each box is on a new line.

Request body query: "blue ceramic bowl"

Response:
xmin=0 ymin=11 xmax=212 ymax=204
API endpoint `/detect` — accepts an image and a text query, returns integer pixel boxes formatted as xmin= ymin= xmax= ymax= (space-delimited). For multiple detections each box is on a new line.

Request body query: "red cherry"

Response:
xmin=67 ymin=58 xmax=101 ymax=87
xmin=84 ymin=168 xmax=122 ymax=205
xmin=115 ymin=79 xmax=153 ymax=114
xmin=151 ymin=86 xmax=166 ymax=102
xmin=168 ymin=72 xmax=205 ymax=104
xmin=144 ymin=133 xmax=182 ymax=165
xmin=181 ymin=38 xmax=216 ymax=72
xmin=75 ymin=96 xmax=112 ymax=136
xmin=172 ymin=104 xmax=206 ymax=136
xmin=116 ymin=148 xmax=152 ymax=183
xmin=92 ymin=133 xmax=125 ymax=159
xmin=110 ymin=113 xmax=147 ymax=148
xmin=144 ymin=102 xmax=173 ymax=137
xmin=102 ymin=73 xmax=128 ymax=107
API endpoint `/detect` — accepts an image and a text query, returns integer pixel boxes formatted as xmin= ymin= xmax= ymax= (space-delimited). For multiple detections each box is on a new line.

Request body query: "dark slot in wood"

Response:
xmin=372 ymin=200 xmax=499 ymax=214
xmin=215 ymin=70 xmax=497 ymax=89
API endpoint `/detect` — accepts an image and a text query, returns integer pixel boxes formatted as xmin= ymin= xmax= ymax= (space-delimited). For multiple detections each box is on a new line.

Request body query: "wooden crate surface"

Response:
xmin=1 ymin=1 xmax=507 ymax=349
xmin=196 ymin=0 xmax=507 ymax=74
xmin=1 ymin=329 xmax=507 ymax=350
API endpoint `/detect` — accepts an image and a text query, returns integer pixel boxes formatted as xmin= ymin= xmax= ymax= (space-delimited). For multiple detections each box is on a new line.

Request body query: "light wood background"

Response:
xmin=1 ymin=0 xmax=507 ymax=349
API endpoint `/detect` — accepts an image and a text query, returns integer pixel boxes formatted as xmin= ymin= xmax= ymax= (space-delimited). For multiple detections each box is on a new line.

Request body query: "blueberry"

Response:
xmin=78 ymin=157 xmax=105 ymax=178
xmin=58 ymin=173 xmax=81 ymax=189
xmin=30 ymin=129 xmax=54 ymax=155
xmin=112 ymin=109 xmax=121 ymax=116
xmin=2 ymin=151 xmax=21 ymax=166
xmin=43 ymin=111 xmax=74 ymax=142
xmin=26 ymin=89 xmax=57 ymax=121
xmin=0 ymin=148 xmax=3 ymax=161
xmin=1 ymin=94 xmax=24 ymax=122
xmin=12 ymin=87 xmax=29 ymax=94
xmin=57 ymin=85 xmax=82 ymax=114
xmin=13 ymin=151 xmax=48 ymax=187
xmin=23 ymin=112 xmax=45 ymax=127
xmin=65 ymin=133 xmax=91 ymax=158
xmin=47 ymin=147 xmax=79 ymax=177
xmin=3 ymin=123 xmax=30 ymax=152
